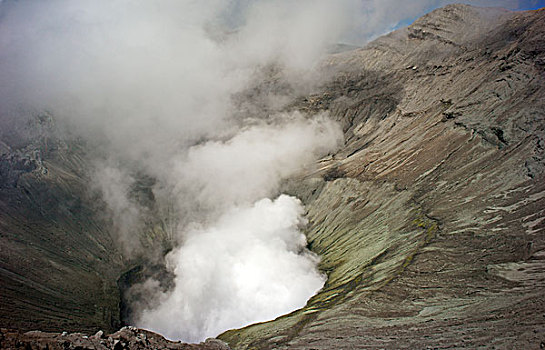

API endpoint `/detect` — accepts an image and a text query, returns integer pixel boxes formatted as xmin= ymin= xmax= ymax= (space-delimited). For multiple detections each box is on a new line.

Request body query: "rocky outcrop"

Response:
xmin=0 ymin=327 xmax=230 ymax=350
xmin=218 ymin=5 xmax=545 ymax=349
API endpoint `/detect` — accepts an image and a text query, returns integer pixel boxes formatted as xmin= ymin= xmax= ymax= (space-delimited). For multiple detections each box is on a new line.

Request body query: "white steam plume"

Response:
xmin=93 ymin=165 xmax=143 ymax=254
xmin=169 ymin=113 xmax=342 ymax=212
xmin=133 ymin=114 xmax=342 ymax=341
xmin=139 ymin=195 xmax=325 ymax=342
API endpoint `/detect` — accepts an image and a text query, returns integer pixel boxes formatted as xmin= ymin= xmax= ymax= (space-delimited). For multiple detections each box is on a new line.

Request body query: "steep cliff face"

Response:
xmin=0 ymin=4 xmax=544 ymax=350
xmin=0 ymin=117 xmax=177 ymax=335
xmin=219 ymin=5 xmax=545 ymax=349
xmin=0 ymin=117 xmax=125 ymax=332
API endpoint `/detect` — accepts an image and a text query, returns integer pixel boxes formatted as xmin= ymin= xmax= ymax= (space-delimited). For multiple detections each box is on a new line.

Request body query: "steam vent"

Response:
xmin=1 ymin=3 xmax=545 ymax=350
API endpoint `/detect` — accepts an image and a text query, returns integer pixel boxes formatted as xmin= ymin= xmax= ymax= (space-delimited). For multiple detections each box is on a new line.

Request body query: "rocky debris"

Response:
xmin=0 ymin=327 xmax=230 ymax=350
xmin=0 ymin=146 xmax=47 ymax=188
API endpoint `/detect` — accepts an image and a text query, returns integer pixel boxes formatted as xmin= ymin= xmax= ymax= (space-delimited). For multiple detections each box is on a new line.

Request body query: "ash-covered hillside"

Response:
xmin=223 ymin=4 xmax=545 ymax=349
xmin=1 ymin=4 xmax=545 ymax=350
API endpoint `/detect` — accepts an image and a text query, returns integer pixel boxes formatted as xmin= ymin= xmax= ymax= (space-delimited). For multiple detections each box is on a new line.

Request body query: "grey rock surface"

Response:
xmin=0 ymin=327 xmax=230 ymax=350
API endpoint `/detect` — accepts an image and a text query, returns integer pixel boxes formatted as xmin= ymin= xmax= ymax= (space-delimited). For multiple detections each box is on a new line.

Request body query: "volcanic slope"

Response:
xmin=0 ymin=117 xmax=125 ymax=333
xmin=0 ymin=4 xmax=544 ymax=350
xmin=218 ymin=4 xmax=545 ymax=349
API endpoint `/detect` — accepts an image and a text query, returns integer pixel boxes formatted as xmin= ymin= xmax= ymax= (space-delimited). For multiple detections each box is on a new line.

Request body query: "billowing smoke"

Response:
xmin=169 ymin=113 xmax=342 ymax=211
xmin=139 ymin=195 xmax=325 ymax=341
xmin=0 ymin=0 xmax=534 ymax=343
xmin=133 ymin=114 xmax=341 ymax=341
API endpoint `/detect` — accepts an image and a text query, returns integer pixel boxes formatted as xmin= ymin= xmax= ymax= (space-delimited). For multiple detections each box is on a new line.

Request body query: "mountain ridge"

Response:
xmin=219 ymin=4 xmax=545 ymax=349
